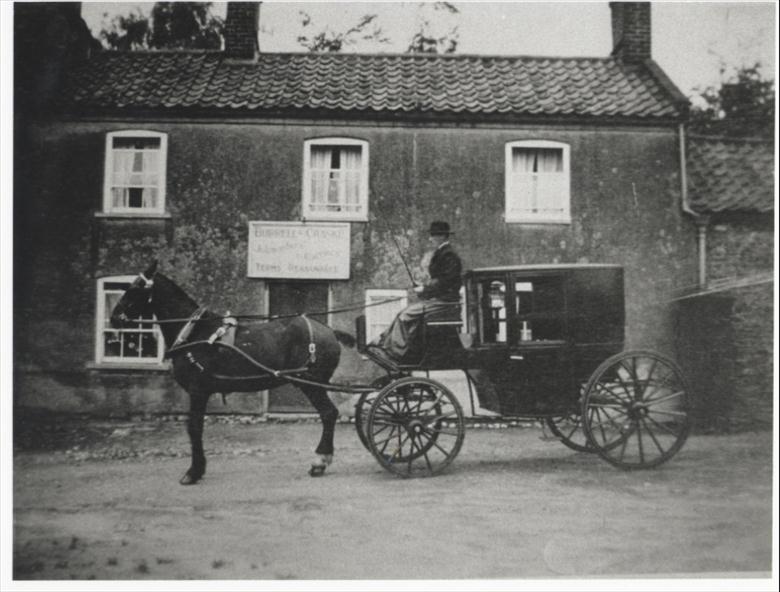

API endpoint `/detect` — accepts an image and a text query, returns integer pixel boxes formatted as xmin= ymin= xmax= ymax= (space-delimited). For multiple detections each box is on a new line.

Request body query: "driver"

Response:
xmin=368 ymin=221 xmax=463 ymax=364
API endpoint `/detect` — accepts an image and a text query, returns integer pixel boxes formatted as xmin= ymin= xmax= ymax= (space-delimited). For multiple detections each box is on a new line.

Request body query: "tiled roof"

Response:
xmin=687 ymin=136 xmax=775 ymax=214
xmin=59 ymin=51 xmax=686 ymax=120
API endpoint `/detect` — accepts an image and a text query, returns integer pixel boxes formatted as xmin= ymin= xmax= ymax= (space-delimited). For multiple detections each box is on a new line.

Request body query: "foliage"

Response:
xmin=99 ymin=2 xmax=223 ymax=51
xmin=406 ymin=2 xmax=460 ymax=54
xmin=297 ymin=2 xmax=460 ymax=54
xmin=297 ymin=12 xmax=389 ymax=52
xmin=690 ymin=62 xmax=775 ymax=138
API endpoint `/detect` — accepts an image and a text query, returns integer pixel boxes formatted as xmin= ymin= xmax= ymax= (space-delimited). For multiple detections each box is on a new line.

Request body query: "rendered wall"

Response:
xmin=14 ymin=118 xmax=698 ymax=416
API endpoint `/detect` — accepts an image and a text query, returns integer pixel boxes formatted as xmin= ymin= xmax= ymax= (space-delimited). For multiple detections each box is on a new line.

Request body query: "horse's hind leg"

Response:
xmin=300 ymin=385 xmax=338 ymax=477
xmin=180 ymin=390 xmax=211 ymax=485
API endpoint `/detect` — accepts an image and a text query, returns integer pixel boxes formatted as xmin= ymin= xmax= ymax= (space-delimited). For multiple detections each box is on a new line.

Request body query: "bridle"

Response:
xmin=114 ymin=271 xmax=155 ymax=324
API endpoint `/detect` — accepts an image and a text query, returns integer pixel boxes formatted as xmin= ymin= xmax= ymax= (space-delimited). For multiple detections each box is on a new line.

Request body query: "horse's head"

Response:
xmin=110 ymin=260 xmax=158 ymax=329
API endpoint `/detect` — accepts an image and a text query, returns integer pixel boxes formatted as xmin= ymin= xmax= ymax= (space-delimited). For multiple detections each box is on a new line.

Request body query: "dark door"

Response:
xmin=267 ymin=282 xmax=329 ymax=413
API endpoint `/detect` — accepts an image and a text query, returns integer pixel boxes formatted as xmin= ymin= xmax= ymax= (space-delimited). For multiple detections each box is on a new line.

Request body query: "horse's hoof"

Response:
xmin=179 ymin=473 xmax=199 ymax=485
xmin=308 ymin=454 xmax=332 ymax=477
xmin=309 ymin=465 xmax=326 ymax=477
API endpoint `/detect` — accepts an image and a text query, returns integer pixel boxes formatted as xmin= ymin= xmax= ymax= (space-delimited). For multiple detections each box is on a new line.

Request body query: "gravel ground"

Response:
xmin=10 ymin=413 xmax=776 ymax=584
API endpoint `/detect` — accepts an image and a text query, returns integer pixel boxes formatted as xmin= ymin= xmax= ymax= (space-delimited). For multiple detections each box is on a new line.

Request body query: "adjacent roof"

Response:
xmin=59 ymin=51 xmax=687 ymax=121
xmin=687 ymin=135 xmax=775 ymax=214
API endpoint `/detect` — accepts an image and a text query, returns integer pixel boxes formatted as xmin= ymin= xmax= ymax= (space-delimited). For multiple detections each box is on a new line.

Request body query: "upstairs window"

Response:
xmin=303 ymin=138 xmax=369 ymax=221
xmin=95 ymin=276 xmax=164 ymax=365
xmin=103 ymin=130 xmax=167 ymax=215
xmin=505 ymin=141 xmax=570 ymax=224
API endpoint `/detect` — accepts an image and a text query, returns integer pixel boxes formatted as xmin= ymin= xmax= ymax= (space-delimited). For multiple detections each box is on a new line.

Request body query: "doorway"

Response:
xmin=266 ymin=281 xmax=330 ymax=413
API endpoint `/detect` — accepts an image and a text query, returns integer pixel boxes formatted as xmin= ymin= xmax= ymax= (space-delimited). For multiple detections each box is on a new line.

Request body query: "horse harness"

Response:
xmin=167 ymin=309 xmax=318 ymax=378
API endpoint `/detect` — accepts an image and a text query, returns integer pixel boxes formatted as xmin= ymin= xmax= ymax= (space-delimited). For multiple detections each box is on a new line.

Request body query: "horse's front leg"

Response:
xmin=300 ymin=385 xmax=338 ymax=477
xmin=180 ymin=390 xmax=211 ymax=485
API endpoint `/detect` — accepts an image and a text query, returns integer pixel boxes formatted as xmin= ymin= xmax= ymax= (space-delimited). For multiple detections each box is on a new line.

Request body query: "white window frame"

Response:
xmin=302 ymin=137 xmax=369 ymax=222
xmin=364 ymin=289 xmax=408 ymax=343
xmin=103 ymin=130 xmax=168 ymax=215
xmin=95 ymin=276 xmax=164 ymax=366
xmin=505 ymin=140 xmax=571 ymax=224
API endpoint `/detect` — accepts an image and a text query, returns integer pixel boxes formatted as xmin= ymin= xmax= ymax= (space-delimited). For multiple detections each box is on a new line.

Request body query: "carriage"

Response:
xmin=111 ymin=260 xmax=691 ymax=484
xmin=353 ymin=264 xmax=691 ymax=477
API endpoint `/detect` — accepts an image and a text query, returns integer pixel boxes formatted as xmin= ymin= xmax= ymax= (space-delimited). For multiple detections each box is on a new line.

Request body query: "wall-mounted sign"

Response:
xmin=247 ymin=221 xmax=351 ymax=280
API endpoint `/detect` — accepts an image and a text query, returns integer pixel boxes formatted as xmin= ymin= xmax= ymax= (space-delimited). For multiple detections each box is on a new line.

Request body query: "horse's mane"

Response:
xmin=154 ymin=272 xmax=200 ymax=310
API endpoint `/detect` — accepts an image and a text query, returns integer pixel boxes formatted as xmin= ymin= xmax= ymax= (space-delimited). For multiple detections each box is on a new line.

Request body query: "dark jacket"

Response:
xmin=420 ymin=242 xmax=462 ymax=302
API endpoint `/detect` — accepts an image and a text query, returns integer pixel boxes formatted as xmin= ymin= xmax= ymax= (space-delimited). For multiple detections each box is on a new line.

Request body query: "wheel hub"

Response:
xmin=627 ymin=402 xmax=648 ymax=420
xmin=407 ymin=419 xmax=425 ymax=436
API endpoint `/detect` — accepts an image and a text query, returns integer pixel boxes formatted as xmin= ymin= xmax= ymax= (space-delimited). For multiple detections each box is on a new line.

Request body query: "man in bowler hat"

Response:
xmin=369 ymin=221 xmax=463 ymax=363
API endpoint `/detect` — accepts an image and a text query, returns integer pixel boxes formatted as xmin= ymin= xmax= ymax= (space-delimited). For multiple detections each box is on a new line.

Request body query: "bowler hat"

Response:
xmin=429 ymin=221 xmax=454 ymax=236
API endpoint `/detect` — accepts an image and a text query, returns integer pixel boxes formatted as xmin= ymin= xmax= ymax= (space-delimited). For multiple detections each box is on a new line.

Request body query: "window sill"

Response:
xmin=505 ymin=218 xmax=571 ymax=225
xmin=302 ymin=215 xmax=368 ymax=223
xmin=86 ymin=361 xmax=170 ymax=373
xmin=94 ymin=212 xmax=172 ymax=220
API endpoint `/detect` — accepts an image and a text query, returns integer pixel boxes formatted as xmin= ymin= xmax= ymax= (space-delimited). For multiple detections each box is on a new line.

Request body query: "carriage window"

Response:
xmin=95 ymin=277 xmax=164 ymax=365
xmin=475 ymin=279 xmax=507 ymax=344
xmin=505 ymin=140 xmax=570 ymax=224
xmin=512 ymin=276 xmax=565 ymax=343
xmin=103 ymin=130 xmax=167 ymax=215
xmin=364 ymin=289 xmax=408 ymax=343
xmin=303 ymin=138 xmax=369 ymax=221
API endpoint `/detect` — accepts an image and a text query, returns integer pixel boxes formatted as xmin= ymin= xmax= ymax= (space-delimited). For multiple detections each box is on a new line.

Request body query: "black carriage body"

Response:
xmin=357 ymin=263 xmax=692 ymax=474
xmin=461 ymin=264 xmax=625 ymax=417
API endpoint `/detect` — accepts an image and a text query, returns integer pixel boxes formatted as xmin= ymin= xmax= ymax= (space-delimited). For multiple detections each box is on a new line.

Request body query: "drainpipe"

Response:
xmin=679 ymin=123 xmax=709 ymax=289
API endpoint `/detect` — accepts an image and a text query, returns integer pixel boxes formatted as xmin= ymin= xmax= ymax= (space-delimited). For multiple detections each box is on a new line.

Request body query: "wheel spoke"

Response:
xmin=422 ymin=425 xmax=460 ymax=438
xmin=636 ymin=419 xmax=645 ymax=464
xmin=373 ymin=427 xmax=402 ymax=449
xmin=562 ymin=418 xmax=581 ymax=441
xmin=594 ymin=407 xmax=610 ymax=444
xmin=644 ymin=412 xmax=684 ymax=436
xmin=371 ymin=414 xmax=404 ymax=427
xmin=639 ymin=358 xmax=658 ymax=400
xmin=415 ymin=433 xmax=434 ymax=473
xmin=390 ymin=432 xmax=412 ymax=461
xmin=639 ymin=415 xmax=668 ymax=455
xmin=594 ymin=381 xmax=632 ymax=403
xmin=588 ymin=402 xmax=629 ymax=411
xmin=643 ymin=390 xmax=686 ymax=407
xmin=646 ymin=409 xmax=688 ymax=418
xmin=617 ymin=429 xmax=630 ymax=462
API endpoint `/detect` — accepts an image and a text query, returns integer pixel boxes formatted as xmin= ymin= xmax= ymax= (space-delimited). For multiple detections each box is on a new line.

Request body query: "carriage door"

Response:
xmin=267 ymin=281 xmax=330 ymax=413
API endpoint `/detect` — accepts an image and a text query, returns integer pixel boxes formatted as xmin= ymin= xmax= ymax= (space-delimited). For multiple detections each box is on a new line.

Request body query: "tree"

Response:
xmin=406 ymin=2 xmax=460 ymax=54
xmin=99 ymin=2 xmax=223 ymax=51
xmin=296 ymin=11 xmax=389 ymax=52
xmin=690 ymin=62 xmax=775 ymax=138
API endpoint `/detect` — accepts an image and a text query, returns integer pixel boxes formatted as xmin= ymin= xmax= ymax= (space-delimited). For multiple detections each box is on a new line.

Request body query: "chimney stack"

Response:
xmin=223 ymin=2 xmax=260 ymax=59
xmin=610 ymin=2 xmax=651 ymax=63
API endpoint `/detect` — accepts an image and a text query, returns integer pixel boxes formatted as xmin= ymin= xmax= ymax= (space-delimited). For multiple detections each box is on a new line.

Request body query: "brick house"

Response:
xmin=18 ymin=2 xmax=760 ymax=423
xmin=675 ymin=135 xmax=774 ymax=431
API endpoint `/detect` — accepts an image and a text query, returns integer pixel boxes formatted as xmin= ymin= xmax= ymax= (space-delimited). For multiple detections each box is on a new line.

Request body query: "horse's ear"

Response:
xmin=144 ymin=260 xmax=158 ymax=277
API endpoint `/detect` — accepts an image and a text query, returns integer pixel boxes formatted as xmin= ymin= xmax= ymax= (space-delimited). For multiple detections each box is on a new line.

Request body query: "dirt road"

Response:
xmin=12 ymin=416 xmax=775 ymax=581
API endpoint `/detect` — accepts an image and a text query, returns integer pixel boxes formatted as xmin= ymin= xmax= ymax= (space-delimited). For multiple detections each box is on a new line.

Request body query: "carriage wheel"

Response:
xmin=545 ymin=413 xmax=593 ymax=453
xmin=581 ymin=350 xmax=691 ymax=470
xmin=366 ymin=377 xmax=465 ymax=478
xmin=354 ymin=376 xmax=395 ymax=451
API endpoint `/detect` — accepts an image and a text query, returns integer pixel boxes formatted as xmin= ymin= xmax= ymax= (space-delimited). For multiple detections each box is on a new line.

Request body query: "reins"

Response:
xmin=129 ymin=294 xmax=417 ymax=325
xmin=164 ymin=339 xmax=376 ymax=394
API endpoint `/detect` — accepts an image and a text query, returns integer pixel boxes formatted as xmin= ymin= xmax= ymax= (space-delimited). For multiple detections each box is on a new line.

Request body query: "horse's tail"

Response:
xmin=333 ymin=329 xmax=356 ymax=349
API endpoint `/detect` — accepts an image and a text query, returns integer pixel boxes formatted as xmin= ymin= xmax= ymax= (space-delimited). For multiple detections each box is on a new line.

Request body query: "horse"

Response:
xmin=110 ymin=260 xmax=355 ymax=485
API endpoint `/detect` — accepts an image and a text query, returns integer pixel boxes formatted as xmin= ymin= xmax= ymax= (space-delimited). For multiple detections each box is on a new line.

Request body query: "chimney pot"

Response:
xmin=610 ymin=2 xmax=651 ymax=63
